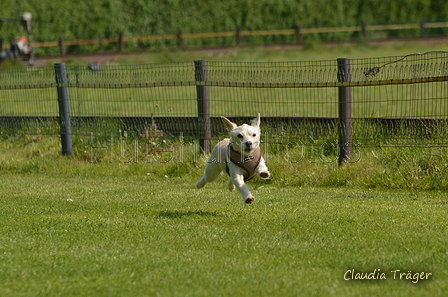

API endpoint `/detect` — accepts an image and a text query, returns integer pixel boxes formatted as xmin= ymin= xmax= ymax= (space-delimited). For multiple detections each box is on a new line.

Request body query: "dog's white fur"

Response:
xmin=196 ymin=114 xmax=270 ymax=203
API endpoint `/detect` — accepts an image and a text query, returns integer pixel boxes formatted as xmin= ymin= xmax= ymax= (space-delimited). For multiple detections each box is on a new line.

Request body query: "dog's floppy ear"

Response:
xmin=251 ymin=113 xmax=261 ymax=128
xmin=221 ymin=116 xmax=237 ymax=130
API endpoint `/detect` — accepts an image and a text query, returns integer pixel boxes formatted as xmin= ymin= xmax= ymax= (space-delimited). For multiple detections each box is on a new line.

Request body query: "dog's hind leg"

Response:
xmin=196 ymin=162 xmax=222 ymax=188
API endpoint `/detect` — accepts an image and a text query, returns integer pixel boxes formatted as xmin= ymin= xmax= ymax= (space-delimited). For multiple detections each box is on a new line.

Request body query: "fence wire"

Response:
xmin=0 ymin=51 xmax=447 ymax=147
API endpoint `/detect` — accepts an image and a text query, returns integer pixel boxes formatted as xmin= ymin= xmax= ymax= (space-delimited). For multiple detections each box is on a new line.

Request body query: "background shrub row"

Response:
xmin=2 ymin=0 xmax=448 ymax=55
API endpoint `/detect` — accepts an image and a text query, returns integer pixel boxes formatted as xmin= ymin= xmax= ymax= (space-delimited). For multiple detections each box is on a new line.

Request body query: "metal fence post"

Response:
xmin=337 ymin=58 xmax=352 ymax=165
xmin=54 ymin=63 xmax=73 ymax=156
xmin=194 ymin=60 xmax=211 ymax=154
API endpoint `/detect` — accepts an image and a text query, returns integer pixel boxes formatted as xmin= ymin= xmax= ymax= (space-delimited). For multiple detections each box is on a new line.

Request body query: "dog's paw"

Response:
xmin=245 ymin=196 xmax=255 ymax=204
xmin=259 ymin=171 xmax=270 ymax=179
xmin=196 ymin=179 xmax=206 ymax=189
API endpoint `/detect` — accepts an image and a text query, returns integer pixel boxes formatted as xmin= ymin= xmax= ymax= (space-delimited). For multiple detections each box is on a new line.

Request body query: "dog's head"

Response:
xmin=221 ymin=114 xmax=261 ymax=156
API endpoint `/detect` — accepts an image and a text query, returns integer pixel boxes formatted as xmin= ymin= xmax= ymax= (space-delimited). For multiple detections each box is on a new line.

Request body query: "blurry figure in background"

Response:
xmin=0 ymin=13 xmax=34 ymax=66
xmin=88 ymin=61 xmax=103 ymax=71
xmin=9 ymin=36 xmax=30 ymax=60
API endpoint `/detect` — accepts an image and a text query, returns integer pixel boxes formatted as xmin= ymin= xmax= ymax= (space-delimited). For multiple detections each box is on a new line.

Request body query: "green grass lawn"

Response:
xmin=2 ymin=40 xmax=448 ymax=296
xmin=1 ymin=169 xmax=447 ymax=296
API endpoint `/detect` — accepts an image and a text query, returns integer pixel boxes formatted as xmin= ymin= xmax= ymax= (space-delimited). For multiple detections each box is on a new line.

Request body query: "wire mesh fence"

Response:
xmin=1 ymin=51 xmax=448 ymax=156
xmin=0 ymin=66 xmax=58 ymax=135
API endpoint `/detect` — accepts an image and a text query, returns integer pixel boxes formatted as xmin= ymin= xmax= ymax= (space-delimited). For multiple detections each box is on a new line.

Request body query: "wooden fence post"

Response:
xmin=337 ymin=58 xmax=352 ymax=165
xmin=295 ymin=23 xmax=303 ymax=44
xmin=194 ymin=60 xmax=211 ymax=154
xmin=118 ymin=32 xmax=124 ymax=52
xmin=362 ymin=21 xmax=368 ymax=39
xmin=54 ymin=63 xmax=73 ymax=156
xmin=421 ymin=18 xmax=427 ymax=38
xmin=58 ymin=36 xmax=66 ymax=57
xmin=236 ymin=26 xmax=242 ymax=46
xmin=177 ymin=29 xmax=183 ymax=48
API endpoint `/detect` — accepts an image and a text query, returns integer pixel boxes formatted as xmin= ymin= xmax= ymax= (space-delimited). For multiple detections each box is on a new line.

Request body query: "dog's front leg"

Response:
xmin=257 ymin=157 xmax=271 ymax=179
xmin=230 ymin=174 xmax=255 ymax=204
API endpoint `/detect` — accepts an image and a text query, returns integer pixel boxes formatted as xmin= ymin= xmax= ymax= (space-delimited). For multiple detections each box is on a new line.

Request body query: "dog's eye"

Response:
xmin=252 ymin=134 xmax=256 ymax=137
xmin=237 ymin=134 xmax=243 ymax=138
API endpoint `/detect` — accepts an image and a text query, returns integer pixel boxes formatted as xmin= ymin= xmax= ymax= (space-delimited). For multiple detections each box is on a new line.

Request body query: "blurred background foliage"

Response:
xmin=1 ymin=0 xmax=448 ymax=55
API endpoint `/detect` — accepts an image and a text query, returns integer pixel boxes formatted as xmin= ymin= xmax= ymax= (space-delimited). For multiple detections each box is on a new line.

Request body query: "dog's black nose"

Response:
xmin=245 ymin=141 xmax=252 ymax=147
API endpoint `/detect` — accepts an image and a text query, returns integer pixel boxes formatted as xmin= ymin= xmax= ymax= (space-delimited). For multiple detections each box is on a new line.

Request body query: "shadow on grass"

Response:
xmin=157 ymin=210 xmax=220 ymax=219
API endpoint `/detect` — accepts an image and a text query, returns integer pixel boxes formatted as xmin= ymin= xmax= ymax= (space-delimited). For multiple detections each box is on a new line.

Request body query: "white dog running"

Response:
xmin=196 ymin=114 xmax=270 ymax=203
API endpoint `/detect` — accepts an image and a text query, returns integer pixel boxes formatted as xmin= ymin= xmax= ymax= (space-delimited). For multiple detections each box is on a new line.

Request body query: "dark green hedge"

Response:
xmin=2 ymin=0 xmax=448 ymax=55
